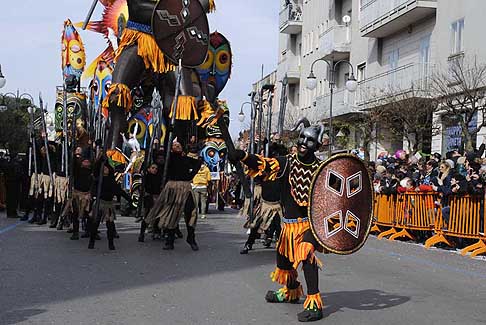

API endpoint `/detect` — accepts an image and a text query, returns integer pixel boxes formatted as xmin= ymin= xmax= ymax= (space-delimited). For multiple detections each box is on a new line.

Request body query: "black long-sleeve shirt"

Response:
xmin=167 ymin=154 xmax=201 ymax=182
xmin=73 ymin=159 xmax=93 ymax=192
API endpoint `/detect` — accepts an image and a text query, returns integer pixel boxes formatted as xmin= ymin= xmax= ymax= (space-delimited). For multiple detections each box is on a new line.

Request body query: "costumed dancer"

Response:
xmin=88 ymin=155 xmax=131 ymax=250
xmin=137 ymin=162 xmax=163 ymax=242
xmin=29 ymin=143 xmax=56 ymax=225
xmin=145 ymin=140 xmax=201 ymax=251
xmin=240 ymin=143 xmax=287 ymax=254
xmin=65 ymin=155 xmax=94 ymax=240
xmin=230 ymin=119 xmax=326 ymax=322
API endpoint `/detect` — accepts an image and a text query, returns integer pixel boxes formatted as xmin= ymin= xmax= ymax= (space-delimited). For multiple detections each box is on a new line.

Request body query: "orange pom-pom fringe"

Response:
xmin=169 ymin=96 xmax=198 ymax=121
xmin=103 ymin=83 xmax=133 ymax=113
xmin=270 ymin=267 xmax=298 ymax=286
xmin=304 ymin=293 xmax=323 ymax=310
xmin=116 ymin=29 xmax=175 ymax=74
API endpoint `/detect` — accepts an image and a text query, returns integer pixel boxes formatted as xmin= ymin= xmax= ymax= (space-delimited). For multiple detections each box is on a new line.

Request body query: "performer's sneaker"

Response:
xmin=265 ymin=289 xmax=299 ymax=304
xmin=263 ymin=238 xmax=272 ymax=248
xmin=297 ymin=308 xmax=323 ymax=322
xmin=187 ymin=240 xmax=199 ymax=251
xmin=240 ymin=244 xmax=252 ymax=254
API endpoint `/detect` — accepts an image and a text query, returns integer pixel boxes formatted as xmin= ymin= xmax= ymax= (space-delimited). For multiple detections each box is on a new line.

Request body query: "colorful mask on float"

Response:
xmin=127 ymin=108 xmax=153 ymax=149
xmin=92 ymin=59 xmax=113 ymax=118
xmin=54 ymin=91 xmax=88 ymax=136
xmin=197 ymin=32 xmax=232 ymax=100
xmin=201 ymin=139 xmax=227 ymax=173
xmin=61 ymin=19 xmax=86 ymax=80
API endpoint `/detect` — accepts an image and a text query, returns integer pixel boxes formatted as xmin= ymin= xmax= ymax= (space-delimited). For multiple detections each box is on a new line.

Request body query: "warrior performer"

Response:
xmin=89 ymin=155 xmax=131 ymax=250
xmin=144 ymin=140 xmax=201 ymax=251
xmin=230 ymin=119 xmax=326 ymax=322
xmin=240 ymin=143 xmax=287 ymax=254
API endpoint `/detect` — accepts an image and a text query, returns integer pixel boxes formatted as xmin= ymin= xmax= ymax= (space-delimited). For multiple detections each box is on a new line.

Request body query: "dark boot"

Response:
xmin=49 ymin=214 xmax=59 ymax=228
xmin=29 ymin=209 xmax=40 ymax=224
xmin=88 ymin=219 xmax=97 ymax=249
xmin=297 ymin=309 xmax=323 ymax=322
xmin=163 ymin=229 xmax=175 ymax=250
xmin=138 ymin=221 xmax=147 ymax=242
xmin=37 ymin=213 xmax=48 ymax=225
xmin=175 ymin=226 xmax=184 ymax=239
xmin=20 ymin=212 xmax=30 ymax=222
xmin=82 ymin=218 xmax=92 ymax=238
xmin=70 ymin=218 xmax=79 ymax=240
xmin=240 ymin=243 xmax=253 ymax=254
xmin=263 ymin=237 xmax=272 ymax=248
xmin=186 ymin=226 xmax=199 ymax=251
xmin=57 ymin=215 xmax=65 ymax=230
xmin=107 ymin=221 xmax=115 ymax=250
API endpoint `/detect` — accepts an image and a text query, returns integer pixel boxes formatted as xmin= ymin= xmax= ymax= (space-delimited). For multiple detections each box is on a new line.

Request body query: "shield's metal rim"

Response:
xmin=307 ymin=153 xmax=374 ymax=255
xmin=151 ymin=0 xmax=210 ymax=68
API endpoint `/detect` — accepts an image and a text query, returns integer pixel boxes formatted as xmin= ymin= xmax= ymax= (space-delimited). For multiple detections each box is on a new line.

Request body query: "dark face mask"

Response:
xmin=297 ymin=127 xmax=319 ymax=157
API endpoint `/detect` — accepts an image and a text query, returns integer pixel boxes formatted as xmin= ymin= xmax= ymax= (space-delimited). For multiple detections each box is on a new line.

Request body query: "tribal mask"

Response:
xmin=201 ymin=139 xmax=227 ymax=172
xmin=55 ymin=91 xmax=88 ymax=134
xmin=93 ymin=60 xmax=113 ymax=115
xmin=197 ymin=32 xmax=232 ymax=100
xmin=61 ymin=19 xmax=86 ymax=80
xmin=292 ymin=118 xmax=325 ymax=157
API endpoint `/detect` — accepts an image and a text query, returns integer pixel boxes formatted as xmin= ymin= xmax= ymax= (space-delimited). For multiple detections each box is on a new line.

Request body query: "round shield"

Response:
xmin=151 ymin=0 xmax=209 ymax=67
xmin=308 ymin=154 xmax=374 ymax=255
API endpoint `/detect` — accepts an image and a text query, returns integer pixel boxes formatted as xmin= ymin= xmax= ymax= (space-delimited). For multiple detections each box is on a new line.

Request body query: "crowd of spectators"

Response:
xmin=369 ymin=139 xmax=486 ymax=198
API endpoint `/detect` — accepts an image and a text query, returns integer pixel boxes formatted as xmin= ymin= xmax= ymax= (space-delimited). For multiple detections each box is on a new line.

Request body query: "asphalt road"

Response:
xmin=0 ymin=209 xmax=485 ymax=325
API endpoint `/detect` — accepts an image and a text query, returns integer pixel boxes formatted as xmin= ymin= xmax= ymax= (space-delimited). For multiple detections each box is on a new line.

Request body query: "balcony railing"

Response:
xmin=278 ymin=54 xmax=301 ymax=84
xmin=306 ymin=88 xmax=357 ymax=123
xmin=319 ymin=25 xmax=351 ymax=59
xmin=279 ymin=4 xmax=303 ymax=34
xmin=356 ymin=63 xmax=435 ymax=106
xmin=360 ymin=0 xmax=437 ymax=38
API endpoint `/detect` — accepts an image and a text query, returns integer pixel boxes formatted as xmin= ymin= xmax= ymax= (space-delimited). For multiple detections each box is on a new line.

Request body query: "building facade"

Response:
xmin=270 ymin=0 xmax=486 ymax=159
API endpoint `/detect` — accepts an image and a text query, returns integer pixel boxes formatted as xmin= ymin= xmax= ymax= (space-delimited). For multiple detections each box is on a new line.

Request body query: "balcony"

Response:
xmin=319 ymin=25 xmax=351 ymax=60
xmin=279 ymin=4 xmax=303 ymax=35
xmin=308 ymin=89 xmax=357 ymax=123
xmin=360 ymin=0 xmax=437 ymax=38
xmin=278 ymin=55 xmax=301 ymax=84
xmin=356 ymin=63 xmax=435 ymax=106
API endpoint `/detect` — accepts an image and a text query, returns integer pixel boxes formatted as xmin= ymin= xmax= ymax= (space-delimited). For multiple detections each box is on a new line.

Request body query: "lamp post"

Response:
xmin=0 ymin=65 xmax=6 ymax=89
xmin=0 ymin=90 xmax=35 ymax=111
xmin=306 ymin=59 xmax=358 ymax=157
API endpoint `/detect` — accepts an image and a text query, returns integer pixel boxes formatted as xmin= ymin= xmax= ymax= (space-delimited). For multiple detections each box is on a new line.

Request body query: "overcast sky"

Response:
xmin=0 ymin=0 xmax=279 ymax=137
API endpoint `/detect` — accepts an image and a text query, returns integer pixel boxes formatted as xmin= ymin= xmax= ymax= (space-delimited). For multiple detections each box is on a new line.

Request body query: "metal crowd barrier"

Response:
xmin=372 ymin=193 xmax=486 ymax=258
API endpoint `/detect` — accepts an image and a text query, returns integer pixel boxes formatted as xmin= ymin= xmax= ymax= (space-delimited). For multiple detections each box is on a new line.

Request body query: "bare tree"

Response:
xmin=430 ymin=57 xmax=486 ymax=151
xmin=377 ymin=88 xmax=439 ymax=154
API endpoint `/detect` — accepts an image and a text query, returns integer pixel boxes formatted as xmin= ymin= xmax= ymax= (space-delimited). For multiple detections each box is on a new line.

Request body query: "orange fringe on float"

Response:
xmin=102 ymin=83 xmax=133 ymax=113
xmin=277 ymin=220 xmax=310 ymax=263
xmin=293 ymin=242 xmax=323 ymax=269
xmin=169 ymin=96 xmax=198 ymax=120
xmin=196 ymin=99 xmax=215 ymax=126
xmin=209 ymin=0 xmax=216 ymax=12
xmin=116 ymin=29 xmax=175 ymax=74
xmin=304 ymin=293 xmax=323 ymax=310
xmin=270 ymin=267 xmax=298 ymax=286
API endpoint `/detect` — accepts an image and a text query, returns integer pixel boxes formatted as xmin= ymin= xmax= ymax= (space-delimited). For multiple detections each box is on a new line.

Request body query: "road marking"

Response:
xmin=0 ymin=221 xmax=25 ymax=235
xmin=368 ymin=246 xmax=486 ymax=280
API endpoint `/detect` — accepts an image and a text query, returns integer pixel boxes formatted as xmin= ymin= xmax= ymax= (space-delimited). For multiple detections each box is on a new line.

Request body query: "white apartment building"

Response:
xmin=273 ymin=0 xmax=486 ymax=159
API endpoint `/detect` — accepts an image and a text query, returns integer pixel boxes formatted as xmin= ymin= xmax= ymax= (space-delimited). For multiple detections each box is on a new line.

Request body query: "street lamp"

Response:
xmin=239 ymin=101 xmax=251 ymax=123
xmin=0 ymin=65 xmax=6 ymax=89
xmin=306 ymin=59 xmax=357 ymax=157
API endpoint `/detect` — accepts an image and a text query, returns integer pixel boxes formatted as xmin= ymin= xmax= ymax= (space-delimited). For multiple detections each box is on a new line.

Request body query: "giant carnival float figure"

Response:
xmin=229 ymin=118 xmax=374 ymax=322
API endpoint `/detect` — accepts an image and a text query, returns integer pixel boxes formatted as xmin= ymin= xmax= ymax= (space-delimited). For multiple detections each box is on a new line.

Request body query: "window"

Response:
xmin=450 ymin=18 xmax=465 ymax=55
xmin=357 ymin=63 xmax=366 ymax=82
